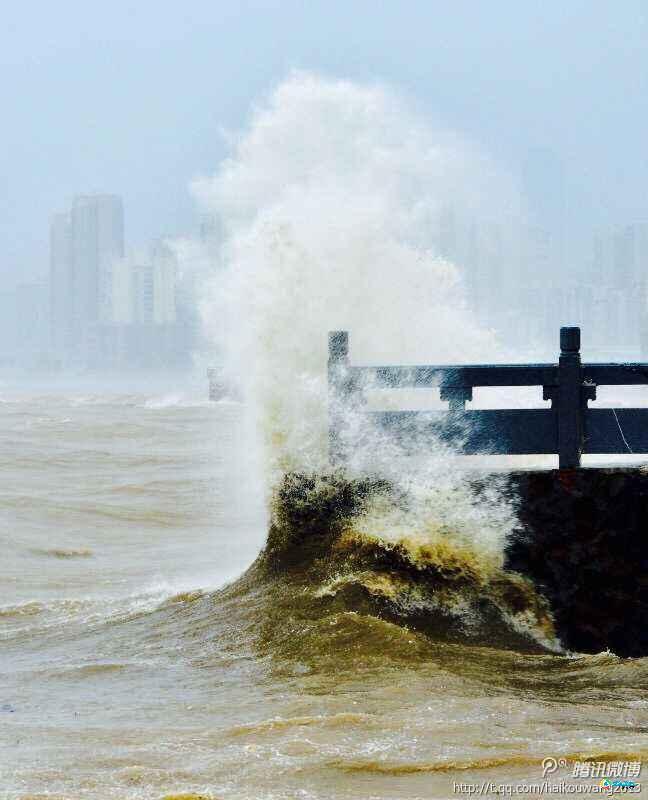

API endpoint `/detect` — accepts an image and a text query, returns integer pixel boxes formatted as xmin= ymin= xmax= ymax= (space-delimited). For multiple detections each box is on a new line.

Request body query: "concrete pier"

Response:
xmin=503 ymin=467 xmax=648 ymax=657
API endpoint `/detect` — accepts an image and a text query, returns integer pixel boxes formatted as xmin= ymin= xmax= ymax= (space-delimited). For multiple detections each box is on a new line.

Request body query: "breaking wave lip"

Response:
xmin=24 ymin=415 xmax=74 ymax=426
xmin=0 ymin=600 xmax=44 ymax=618
xmin=29 ymin=546 xmax=94 ymax=559
xmin=211 ymin=396 xmax=243 ymax=406
xmin=327 ymin=754 xmax=541 ymax=774
xmin=68 ymin=394 xmax=142 ymax=407
xmin=220 ymin=471 xmax=563 ymax=661
xmin=142 ymin=394 xmax=215 ymax=410
xmin=0 ymin=584 xmax=211 ymax=644
xmin=36 ymin=662 xmax=131 ymax=678
xmin=226 ymin=712 xmax=379 ymax=737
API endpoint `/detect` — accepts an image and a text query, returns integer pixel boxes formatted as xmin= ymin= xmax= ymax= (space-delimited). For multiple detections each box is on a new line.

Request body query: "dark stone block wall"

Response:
xmin=503 ymin=468 xmax=648 ymax=657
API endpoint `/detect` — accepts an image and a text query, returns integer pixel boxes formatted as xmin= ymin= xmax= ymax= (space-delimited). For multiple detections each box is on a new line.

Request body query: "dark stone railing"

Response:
xmin=328 ymin=327 xmax=648 ymax=468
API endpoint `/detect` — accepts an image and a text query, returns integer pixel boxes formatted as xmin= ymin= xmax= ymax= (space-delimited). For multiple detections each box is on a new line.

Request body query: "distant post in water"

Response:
xmin=328 ymin=331 xmax=350 ymax=465
xmin=207 ymin=368 xmax=219 ymax=402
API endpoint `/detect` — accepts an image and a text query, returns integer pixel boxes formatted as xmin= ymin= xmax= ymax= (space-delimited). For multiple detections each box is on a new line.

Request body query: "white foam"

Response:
xmin=190 ymin=73 xmax=526 ymax=552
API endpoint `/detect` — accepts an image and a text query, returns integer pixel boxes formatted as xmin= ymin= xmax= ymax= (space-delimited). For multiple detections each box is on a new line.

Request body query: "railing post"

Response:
xmin=558 ymin=326 xmax=583 ymax=469
xmin=328 ymin=331 xmax=350 ymax=466
xmin=440 ymin=385 xmax=473 ymax=412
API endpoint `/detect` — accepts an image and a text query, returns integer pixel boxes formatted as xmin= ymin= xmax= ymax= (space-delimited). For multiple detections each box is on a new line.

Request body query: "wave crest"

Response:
xmin=246 ymin=472 xmax=560 ymax=659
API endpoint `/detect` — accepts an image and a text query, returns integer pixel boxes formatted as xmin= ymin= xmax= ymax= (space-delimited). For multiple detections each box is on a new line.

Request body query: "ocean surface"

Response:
xmin=3 ymin=378 xmax=648 ymax=800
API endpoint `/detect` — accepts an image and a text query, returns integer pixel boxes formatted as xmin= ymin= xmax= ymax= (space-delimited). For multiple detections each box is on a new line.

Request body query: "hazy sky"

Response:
xmin=2 ymin=0 xmax=647 ymax=286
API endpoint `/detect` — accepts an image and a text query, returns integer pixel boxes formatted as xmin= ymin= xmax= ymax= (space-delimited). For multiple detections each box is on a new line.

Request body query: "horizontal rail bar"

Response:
xmin=328 ymin=330 xmax=648 ymax=466
xmin=351 ymin=362 xmax=648 ymax=389
xmin=583 ymin=364 xmax=648 ymax=386
xmin=370 ymin=409 xmax=558 ymax=454
xmin=370 ymin=408 xmax=648 ymax=455
xmin=352 ymin=364 xmax=558 ymax=388
xmin=584 ymin=408 xmax=648 ymax=453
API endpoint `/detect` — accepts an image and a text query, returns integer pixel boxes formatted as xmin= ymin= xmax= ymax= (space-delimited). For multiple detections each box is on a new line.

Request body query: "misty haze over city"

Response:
xmin=2 ymin=1 xmax=648 ymax=372
xmin=8 ymin=4 xmax=648 ymax=798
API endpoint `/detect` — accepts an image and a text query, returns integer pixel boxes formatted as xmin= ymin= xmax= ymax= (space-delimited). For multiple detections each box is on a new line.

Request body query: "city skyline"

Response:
xmin=19 ymin=184 xmax=645 ymax=371
xmin=43 ymin=193 xmax=202 ymax=369
xmin=2 ymin=2 xmax=647 ymax=289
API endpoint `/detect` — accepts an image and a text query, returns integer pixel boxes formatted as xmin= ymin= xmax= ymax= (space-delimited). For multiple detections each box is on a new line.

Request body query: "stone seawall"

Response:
xmin=503 ymin=468 xmax=648 ymax=657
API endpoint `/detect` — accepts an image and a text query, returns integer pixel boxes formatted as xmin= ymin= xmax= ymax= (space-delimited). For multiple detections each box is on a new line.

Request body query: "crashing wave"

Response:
xmin=233 ymin=472 xmax=561 ymax=659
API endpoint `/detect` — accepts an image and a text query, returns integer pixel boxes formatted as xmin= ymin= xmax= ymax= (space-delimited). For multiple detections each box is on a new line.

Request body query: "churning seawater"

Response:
xmin=3 ymin=381 xmax=648 ymax=800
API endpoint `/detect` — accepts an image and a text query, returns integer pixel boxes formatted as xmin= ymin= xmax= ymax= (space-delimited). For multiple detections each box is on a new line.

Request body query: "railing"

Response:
xmin=327 ymin=326 xmax=648 ymax=468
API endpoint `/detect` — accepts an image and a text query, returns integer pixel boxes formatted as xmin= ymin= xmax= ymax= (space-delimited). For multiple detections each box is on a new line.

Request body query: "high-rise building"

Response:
xmin=70 ymin=195 xmax=124 ymax=335
xmin=16 ymin=283 xmax=49 ymax=359
xmin=522 ymin=148 xmax=568 ymax=278
xmin=591 ymin=233 xmax=614 ymax=287
xmin=132 ymin=264 xmax=154 ymax=325
xmin=0 ymin=283 xmax=48 ymax=365
xmin=111 ymin=257 xmax=134 ymax=325
xmin=614 ymin=224 xmax=648 ymax=290
xmin=49 ymin=194 xmax=124 ymax=363
xmin=151 ymin=240 xmax=177 ymax=325
xmin=49 ymin=212 xmax=73 ymax=358
xmin=48 ymin=196 xmax=200 ymax=369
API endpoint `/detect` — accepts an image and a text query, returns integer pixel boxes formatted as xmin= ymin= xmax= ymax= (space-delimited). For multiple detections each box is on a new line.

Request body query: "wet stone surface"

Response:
xmin=503 ymin=468 xmax=648 ymax=657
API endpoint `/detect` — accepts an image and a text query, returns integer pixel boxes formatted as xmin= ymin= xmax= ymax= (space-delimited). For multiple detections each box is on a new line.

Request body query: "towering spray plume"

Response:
xmin=195 ymin=72 xmax=522 ymax=556
xmin=196 ymin=73 xmax=518 ymax=469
